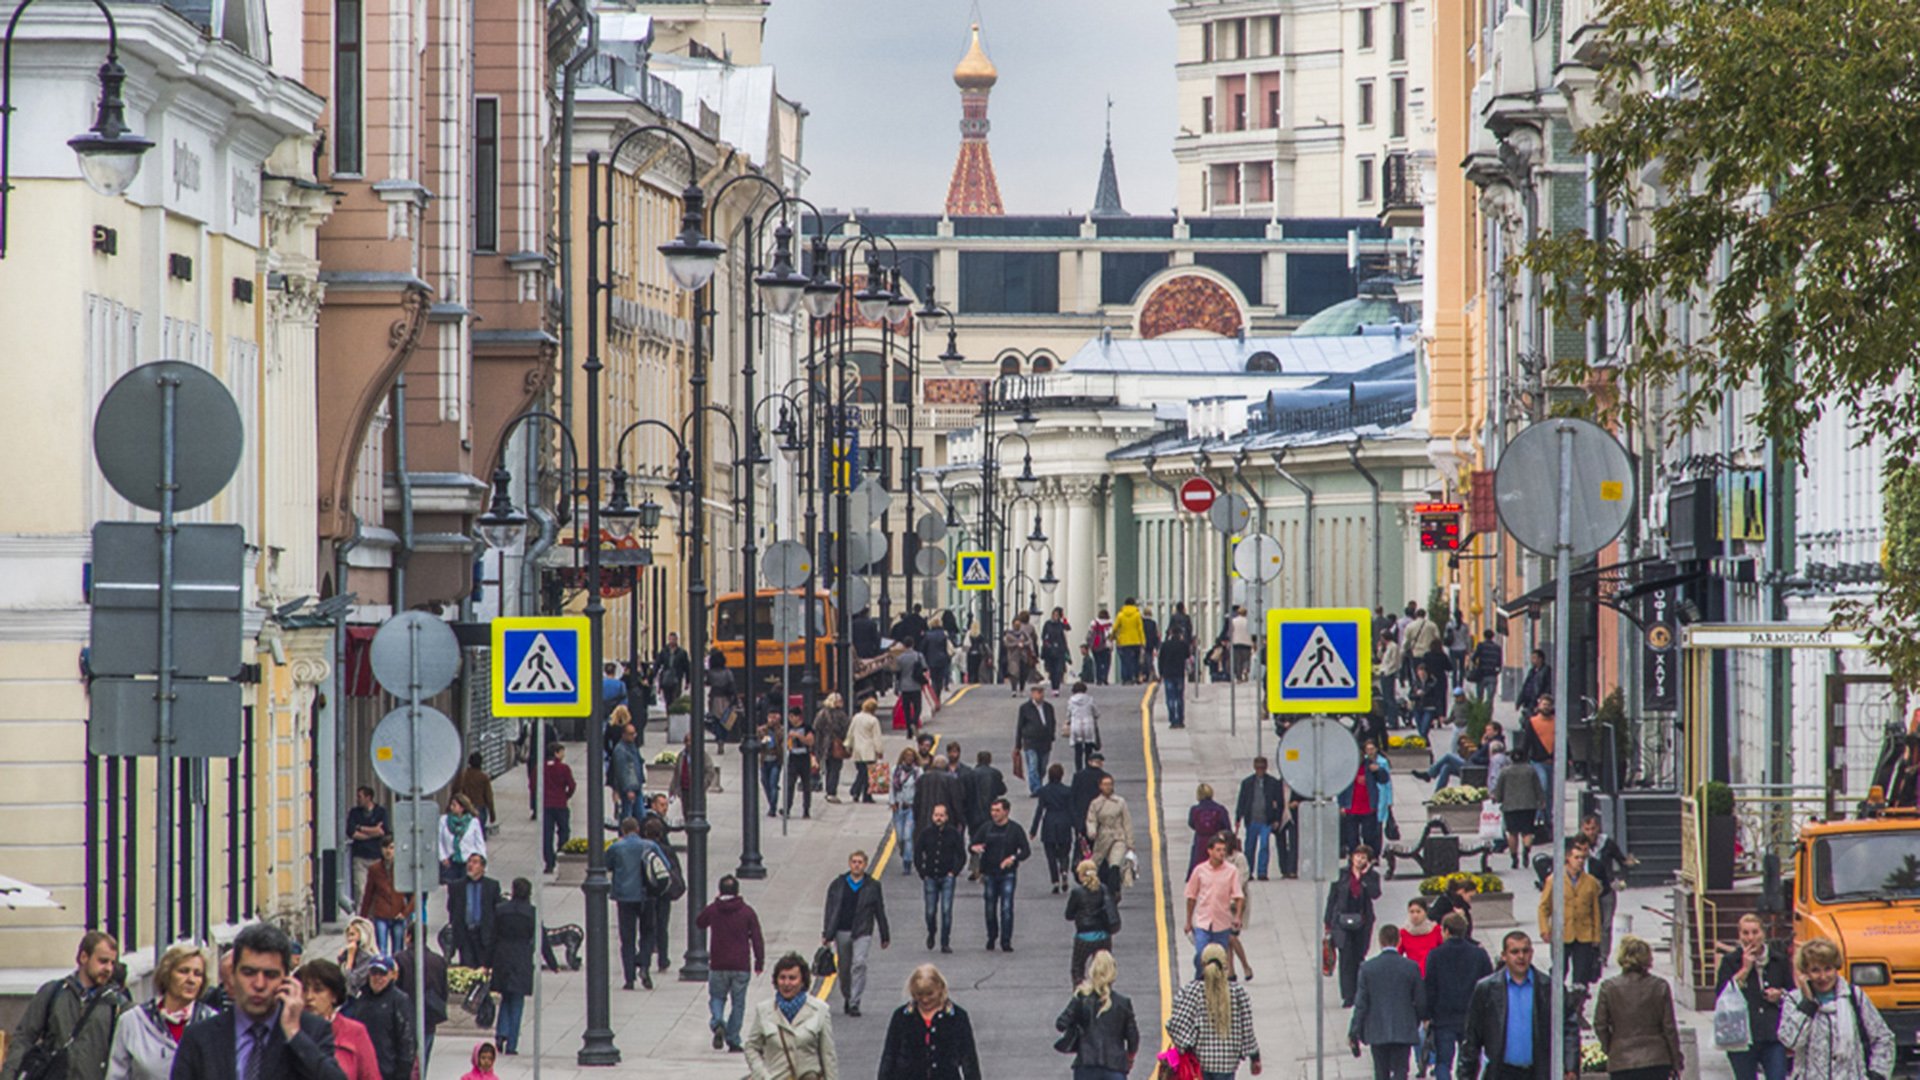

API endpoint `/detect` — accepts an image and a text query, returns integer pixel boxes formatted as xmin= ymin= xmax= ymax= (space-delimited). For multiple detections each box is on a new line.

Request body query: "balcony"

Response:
xmin=1378 ymin=153 xmax=1422 ymax=229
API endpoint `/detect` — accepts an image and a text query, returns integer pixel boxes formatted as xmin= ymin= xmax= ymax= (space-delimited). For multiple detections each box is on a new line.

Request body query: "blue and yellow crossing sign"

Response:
xmin=491 ymin=616 xmax=593 ymax=717
xmin=955 ymin=550 xmax=996 ymax=591
xmin=1266 ymin=607 xmax=1372 ymax=715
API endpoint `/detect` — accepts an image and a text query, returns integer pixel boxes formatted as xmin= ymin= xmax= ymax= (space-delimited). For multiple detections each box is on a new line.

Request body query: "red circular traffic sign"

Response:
xmin=1178 ymin=477 xmax=1217 ymax=513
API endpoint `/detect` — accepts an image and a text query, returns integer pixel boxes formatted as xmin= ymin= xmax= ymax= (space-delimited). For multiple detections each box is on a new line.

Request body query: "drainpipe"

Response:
xmin=1270 ymin=447 xmax=1314 ymax=606
xmin=1346 ymin=439 xmax=1383 ymax=612
xmin=393 ymin=376 xmax=412 ymax=611
xmin=328 ymin=516 xmax=364 ymax=924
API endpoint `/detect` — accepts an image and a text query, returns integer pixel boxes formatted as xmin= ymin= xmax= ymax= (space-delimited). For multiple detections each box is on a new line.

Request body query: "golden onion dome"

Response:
xmin=953 ymin=23 xmax=998 ymax=89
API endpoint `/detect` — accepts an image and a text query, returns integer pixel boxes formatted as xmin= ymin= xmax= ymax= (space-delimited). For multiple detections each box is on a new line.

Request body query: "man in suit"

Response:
xmin=1014 ymin=685 xmax=1057 ymax=797
xmin=445 ymin=853 xmax=500 ymax=968
xmin=1351 ymin=924 xmax=1425 ymax=1080
xmin=172 ymin=922 xmax=348 ymax=1080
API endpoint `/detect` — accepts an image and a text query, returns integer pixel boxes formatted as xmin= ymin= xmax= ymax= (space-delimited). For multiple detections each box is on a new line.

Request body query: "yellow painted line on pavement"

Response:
xmin=817 ymin=728 xmax=944 ymax=1004
xmin=944 ymin=683 xmax=978 ymax=706
xmin=1141 ymin=680 xmax=1174 ymax=1042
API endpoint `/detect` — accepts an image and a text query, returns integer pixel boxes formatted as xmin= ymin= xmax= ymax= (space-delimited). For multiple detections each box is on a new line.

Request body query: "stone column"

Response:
xmin=1064 ymin=481 xmax=1099 ymax=630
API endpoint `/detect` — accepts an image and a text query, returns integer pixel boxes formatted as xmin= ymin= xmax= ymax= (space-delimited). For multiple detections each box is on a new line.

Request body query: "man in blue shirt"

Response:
xmin=1457 ymin=931 xmax=1573 ymax=1080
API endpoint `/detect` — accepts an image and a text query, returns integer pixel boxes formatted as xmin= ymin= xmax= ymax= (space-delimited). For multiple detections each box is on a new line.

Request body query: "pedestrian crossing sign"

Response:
xmin=491 ymin=616 xmax=593 ymax=717
xmin=1266 ymin=607 xmax=1372 ymax=715
xmin=955 ymin=551 xmax=996 ymax=591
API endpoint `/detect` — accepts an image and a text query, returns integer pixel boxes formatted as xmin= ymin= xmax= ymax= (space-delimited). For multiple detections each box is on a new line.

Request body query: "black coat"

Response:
xmin=963 ymin=765 xmax=1006 ymax=829
xmin=1041 ymin=619 xmax=1071 ymax=661
xmin=491 ymin=898 xmax=537 ymax=996
xmin=1457 ymin=968 xmax=1580 ymax=1080
xmin=1324 ymin=870 xmax=1382 ymax=939
xmin=972 ymin=819 xmax=1031 ymax=874
xmin=445 ymin=875 xmax=501 ymax=967
xmin=1423 ymin=937 xmax=1494 ymax=1031
xmin=1030 ymin=781 xmax=1075 ymax=846
xmin=394 ymin=947 xmax=447 ymax=1027
xmin=1235 ymin=773 xmax=1289 ymax=827
xmin=914 ymin=822 xmax=968 ymax=880
xmin=821 ymin=873 xmax=890 ymax=943
xmin=170 ymin=1010 xmax=347 ymax=1080
xmin=1158 ymin=636 xmax=1191 ymax=679
xmin=1016 ymin=700 xmax=1057 ymax=749
xmin=1057 ymin=990 xmax=1139 ymax=1074
xmin=1069 ymin=767 xmax=1110 ymax=834
xmin=1064 ymin=884 xmax=1120 ymax=936
xmin=878 ymin=1002 xmax=981 ymax=1080
xmin=913 ymin=770 xmax=966 ymax=836
xmin=341 ymin=985 xmax=415 ymax=1080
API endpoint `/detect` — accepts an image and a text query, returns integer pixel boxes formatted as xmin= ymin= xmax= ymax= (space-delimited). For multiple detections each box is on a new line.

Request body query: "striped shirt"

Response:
xmin=1167 ymin=979 xmax=1260 ymax=1075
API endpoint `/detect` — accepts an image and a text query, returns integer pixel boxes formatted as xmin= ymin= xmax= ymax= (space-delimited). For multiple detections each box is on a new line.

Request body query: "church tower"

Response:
xmin=945 ymin=23 xmax=1005 ymax=217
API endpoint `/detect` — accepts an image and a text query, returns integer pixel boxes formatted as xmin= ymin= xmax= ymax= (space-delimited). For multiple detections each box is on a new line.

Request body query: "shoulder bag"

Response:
xmin=777 ymin=1026 xmax=823 ymax=1080
xmin=21 ymin=985 xmax=112 ymax=1080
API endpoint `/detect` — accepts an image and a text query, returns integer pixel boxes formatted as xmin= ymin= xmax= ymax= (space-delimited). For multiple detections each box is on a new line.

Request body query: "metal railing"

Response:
xmin=1251 ymin=398 xmax=1416 ymax=436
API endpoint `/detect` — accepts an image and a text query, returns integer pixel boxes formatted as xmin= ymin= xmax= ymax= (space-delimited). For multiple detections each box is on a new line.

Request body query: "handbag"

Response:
xmin=1154 ymin=1046 xmax=1202 ymax=1080
xmin=811 ymin=944 xmax=837 ymax=980
xmin=1011 ymin=750 xmax=1026 ymax=781
xmin=1337 ymin=912 xmax=1367 ymax=932
xmin=1052 ymin=996 xmax=1084 ymax=1054
xmin=829 ymin=737 xmax=850 ymax=760
xmin=777 ymin=1027 xmax=823 ymax=1080
xmin=1321 ymin=934 xmax=1337 ymax=976
xmin=1384 ymin=809 xmax=1401 ymax=842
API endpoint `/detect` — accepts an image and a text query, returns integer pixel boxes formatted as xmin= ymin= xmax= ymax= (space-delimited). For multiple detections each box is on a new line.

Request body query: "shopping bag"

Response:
xmin=1477 ymin=800 xmax=1504 ymax=840
xmin=867 ymin=761 xmax=891 ymax=795
xmin=1154 ymin=1046 xmax=1202 ymax=1080
xmin=1712 ymin=980 xmax=1752 ymax=1050
xmin=892 ymin=696 xmax=908 ymax=730
xmin=1322 ymin=934 xmax=1337 ymax=976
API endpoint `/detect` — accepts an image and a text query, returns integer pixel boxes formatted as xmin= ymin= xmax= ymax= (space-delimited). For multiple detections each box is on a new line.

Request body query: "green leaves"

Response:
xmin=1523 ymin=0 xmax=1919 ymax=689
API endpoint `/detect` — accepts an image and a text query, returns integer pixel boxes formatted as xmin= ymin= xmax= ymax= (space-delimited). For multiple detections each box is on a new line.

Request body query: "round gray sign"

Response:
xmin=1209 ymin=494 xmax=1252 ymax=535
xmin=1233 ymin=532 xmax=1285 ymax=583
xmin=770 ymin=593 xmax=820 ymax=642
xmin=913 ymin=548 xmax=948 ymax=577
xmin=842 ymin=575 xmax=871 ymax=614
xmin=1276 ymin=716 xmax=1361 ymax=799
xmin=915 ymin=513 xmax=948 ymax=544
xmin=863 ymin=529 xmax=890 ymax=570
xmin=370 ymin=611 xmax=463 ymax=699
xmin=761 ymin=540 xmax=813 ymax=589
xmin=370 ymin=704 xmax=462 ymax=795
xmin=1495 ymin=418 xmax=1636 ymax=559
xmin=842 ymin=532 xmax=871 ymax=572
xmin=93 ymin=360 xmax=244 ymax=513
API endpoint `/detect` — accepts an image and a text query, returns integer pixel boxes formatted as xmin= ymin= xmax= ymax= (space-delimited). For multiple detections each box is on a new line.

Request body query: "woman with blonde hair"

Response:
xmin=1593 ymin=936 xmax=1683 ymax=1080
xmin=337 ymin=916 xmax=380 ymax=994
xmin=1064 ymin=859 xmax=1121 ymax=984
xmin=1187 ymin=782 xmax=1232 ymax=873
xmin=1055 ymin=950 xmax=1139 ymax=1080
xmin=107 ymin=942 xmax=217 ymax=1080
xmin=1166 ymin=943 xmax=1260 ymax=1078
xmin=1778 ymin=937 xmax=1895 ymax=1080
xmin=878 ymin=965 xmax=980 ymax=1079
xmin=847 ymin=697 xmax=885 ymax=804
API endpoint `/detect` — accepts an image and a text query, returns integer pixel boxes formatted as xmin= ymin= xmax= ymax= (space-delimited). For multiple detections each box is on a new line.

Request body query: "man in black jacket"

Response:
xmin=1424 ymin=914 xmax=1493 ymax=1080
xmin=1456 ymin=931 xmax=1578 ymax=1080
xmin=821 ymin=850 xmax=890 ymax=1017
xmin=171 ymin=923 xmax=348 ymax=1080
xmin=342 ymin=959 xmax=414 ymax=1080
xmin=969 ymin=798 xmax=1032 ymax=952
xmin=445 ymin=854 xmax=500 ymax=968
xmin=1235 ymin=756 xmax=1294 ymax=881
xmin=394 ymin=927 xmax=447 ymax=1070
xmin=1069 ymin=751 xmax=1110 ymax=844
xmin=913 ymin=756 xmax=966 ymax=840
xmin=962 ymin=750 xmax=1006 ymax=845
xmin=914 ymin=803 xmax=968 ymax=953
xmin=1015 ymin=686 xmax=1057 ymax=797
xmin=654 ymin=632 xmax=690 ymax=707
xmin=1158 ymin=626 xmax=1193 ymax=727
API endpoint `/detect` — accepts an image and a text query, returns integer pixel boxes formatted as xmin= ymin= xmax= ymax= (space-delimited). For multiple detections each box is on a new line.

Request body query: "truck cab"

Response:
xmin=711 ymin=589 xmax=836 ymax=706
xmin=1792 ymin=812 xmax=1920 ymax=1057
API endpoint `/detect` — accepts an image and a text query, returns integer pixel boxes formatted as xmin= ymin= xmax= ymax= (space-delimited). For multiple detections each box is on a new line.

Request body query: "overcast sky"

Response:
xmin=763 ymin=0 xmax=1180 ymax=217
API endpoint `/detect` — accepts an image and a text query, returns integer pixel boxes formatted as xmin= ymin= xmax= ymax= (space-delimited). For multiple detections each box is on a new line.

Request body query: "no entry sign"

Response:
xmin=1179 ymin=476 xmax=1217 ymax=513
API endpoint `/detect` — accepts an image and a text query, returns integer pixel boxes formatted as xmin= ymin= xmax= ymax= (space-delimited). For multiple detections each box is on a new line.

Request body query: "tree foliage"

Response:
xmin=1524 ymin=0 xmax=1920 ymax=689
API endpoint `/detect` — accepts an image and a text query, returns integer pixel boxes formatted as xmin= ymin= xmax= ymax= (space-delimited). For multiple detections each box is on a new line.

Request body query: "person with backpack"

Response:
xmin=607 ymin=816 xmax=672 ymax=990
xmin=1086 ymin=610 xmax=1114 ymax=686
xmin=1777 ymin=938 xmax=1895 ymax=1080
xmin=896 ymin=637 xmax=930 ymax=736
xmin=922 ymin=621 xmax=953 ymax=705
xmin=641 ymin=817 xmax=686 ymax=976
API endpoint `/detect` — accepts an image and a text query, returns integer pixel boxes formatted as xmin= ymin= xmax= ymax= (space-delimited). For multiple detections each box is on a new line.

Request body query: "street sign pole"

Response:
xmin=407 ymin=621 xmax=426 ymax=1080
xmin=1549 ymin=425 xmax=1574 ymax=1080
xmin=154 ymin=373 xmax=178 ymax=964
xmin=1277 ymin=715 xmax=1358 ymax=1080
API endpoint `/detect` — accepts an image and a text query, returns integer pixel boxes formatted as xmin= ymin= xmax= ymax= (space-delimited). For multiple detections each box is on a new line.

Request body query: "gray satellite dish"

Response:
xmin=93 ymin=360 xmax=244 ymax=513
xmin=369 ymin=612 xmax=463 ymax=699
xmin=915 ymin=513 xmax=948 ymax=544
xmin=370 ymin=704 xmax=462 ymax=796
xmin=1495 ymin=418 xmax=1635 ymax=559
xmin=1276 ymin=716 xmax=1361 ymax=799
xmin=761 ymin=540 xmax=812 ymax=590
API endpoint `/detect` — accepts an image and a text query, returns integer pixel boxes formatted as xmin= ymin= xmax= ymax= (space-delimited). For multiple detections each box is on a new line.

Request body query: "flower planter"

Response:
xmin=1426 ymin=803 xmax=1482 ymax=836
xmin=1472 ymin=891 xmax=1514 ymax=924
xmin=644 ymin=762 xmax=676 ymax=791
xmin=554 ymin=850 xmax=588 ymax=887
xmin=1388 ymin=747 xmax=1431 ymax=771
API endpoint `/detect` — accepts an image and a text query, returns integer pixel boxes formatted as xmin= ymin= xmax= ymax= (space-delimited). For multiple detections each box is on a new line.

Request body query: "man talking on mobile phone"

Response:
xmin=173 ymin=923 xmax=349 ymax=1080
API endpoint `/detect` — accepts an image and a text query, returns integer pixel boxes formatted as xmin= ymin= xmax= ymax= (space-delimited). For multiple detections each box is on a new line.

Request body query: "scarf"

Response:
xmin=775 ymin=991 xmax=806 ymax=1022
xmin=446 ymin=812 xmax=474 ymax=844
xmin=1348 ymin=871 xmax=1364 ymax=899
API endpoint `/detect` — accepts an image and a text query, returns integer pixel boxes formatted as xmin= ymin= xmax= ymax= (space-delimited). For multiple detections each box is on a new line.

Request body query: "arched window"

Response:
xmin=1031 ymin=354 xmax=1054 ymax=374
xmin=1245 ymin=351 xmax=1281 ymax=373
xmin=999 ymin=354 xmax=1021 ymax=375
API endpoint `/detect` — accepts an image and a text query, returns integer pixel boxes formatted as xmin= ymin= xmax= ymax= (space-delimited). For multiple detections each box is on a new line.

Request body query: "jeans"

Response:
xmin=834 ymin=931 xmax=872 ymax=1009
xmin=760 ymin=759 xmax=781 ymax=813
xmin=372 ymin=918 xmax=406 ymax=957
xmin=1193 ymin=925 xmax=1233 ymax=979
xmin=922 ymin=875 xmax=956 ymax=946
xmin=1094 ymin=649 xmax=1112 ymax=684
xmin=1244 ymin=820 xmax=1272 ymax=877
xmin=542 ymin=806 xmax=571 ymax=872
xmin=1413 ymin=708 xmax=1436 ymax=740
xmin=652 ymin=899 xmax=672 ymax=968
xmin=707 ymin=969 xmax=750 ymax=1049
xmin=1371 ymin=1043 xmax=1411 ymax=1080
xmin=982 ymin=871 xmax=1018 ymax=944
xmin=1343 ymin=813 xmax=1382 ymax=858
xmin=1429 ymin=754 xmax=1466 ymax=789
xmin=616 ymin=788 xmax=641 ymax=825
xmin=1431 ymin=1026 xmax=1463 ymax=1080
xmin=893 ymin=807 xmax=915 ymax=871
xmin=615 ymin=899 xmax=653 ymax=986
xmin=822 ymin=754 xmax=843 ymax=797
xmin=495 ymin=991 xmax=525 ymax=1053
xmin=850 ymin=760 xmax=872 ymax=802
xmin=1164 ymin=677 xmax=1187 ymax=726
xmin=1118 ymin=645 xmax=1141 ymax=682
xmin=1727 ymin=1041 xmax=1788 ymax=1080
xmin=1023 ymin=746 xmax=1050 ymax=796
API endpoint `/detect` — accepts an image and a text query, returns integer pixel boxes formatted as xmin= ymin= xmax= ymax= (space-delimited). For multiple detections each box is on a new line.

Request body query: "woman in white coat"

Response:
xmin=743 ymin=952 xmax=838 ymax=1080
xmin=1085 ymin=773 xmax=1135 ymax=901
xmin=846 ymin=698 xmax=886 ymax=805
xmin=437 ymin=792 xmax=487 ymax=883
xmin=107 ymin=942 xmax=219 ymax=1080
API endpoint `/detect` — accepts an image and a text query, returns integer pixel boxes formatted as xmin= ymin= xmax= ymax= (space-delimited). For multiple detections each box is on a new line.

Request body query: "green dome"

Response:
xmin=1291 ymin=295 xmax=1400 ymax=336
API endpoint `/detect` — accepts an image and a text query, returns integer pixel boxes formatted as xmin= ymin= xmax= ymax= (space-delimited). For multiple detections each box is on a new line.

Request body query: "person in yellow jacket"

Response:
xmin=1539 ymin=840 xmax=1605 ymax=991
xmin=1113 ymin=600 xmax=1146 ymax=684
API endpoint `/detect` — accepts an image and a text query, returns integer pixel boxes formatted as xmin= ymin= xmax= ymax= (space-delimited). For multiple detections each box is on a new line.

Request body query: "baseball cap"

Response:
xmin=1452 ymin=686 xmax=1466 ymax=697
xmin=368 ymin=956 xmax=397 ymax=974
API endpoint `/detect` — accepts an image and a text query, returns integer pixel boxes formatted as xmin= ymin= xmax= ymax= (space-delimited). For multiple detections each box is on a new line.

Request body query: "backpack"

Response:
xmin=1089 ymin=622 xmax=1108 ymax=651
xmin=641 ymin=845 xmax=674 ymax=900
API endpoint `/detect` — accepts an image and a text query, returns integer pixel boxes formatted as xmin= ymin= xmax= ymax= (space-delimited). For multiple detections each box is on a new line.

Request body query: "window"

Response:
xmin=333 ymin=0 xmax=362 ymax=174
xmin=1233 ymin=18 xmax=1248 ymax=59
xmin=1358 ymin=157 xmax=1376 ymax=203
xmin=1358 ymin=7 xmax=1375 ymax=49
xmin=958 ymin=252 xmax=1060 ymax=314
xmin=1202 ymin=21 xmax=1214 ymax=62
xmin=1233 ymin=92 xmax=1247 ymax=131
xmin=474 ymin=98 xmax=499 ymax=252
xmin=1267 ymin=89 xmax=1281 ymax=127
xmin=1197 ymin=252 xmax=1263 ymax=302
xmin=1267 ymin=15 xmax=1282 ymax=55
xmin=1358 ymin=81 xmax=1375 ymax=127
xmin=1202 ymin=96 xmax=1214 ymax=133
xmin=1391 ymin=1 xmax=1407 ymax=60
xmin=1391 ymin=76 xmax=1407 ymax=137
xmin=1101 ymin=251 xmax=1170 ymax=305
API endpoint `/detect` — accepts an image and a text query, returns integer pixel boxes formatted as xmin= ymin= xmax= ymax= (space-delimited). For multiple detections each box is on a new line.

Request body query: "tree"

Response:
xmin=1524 ymin=0 xmax=1920 ymax=690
